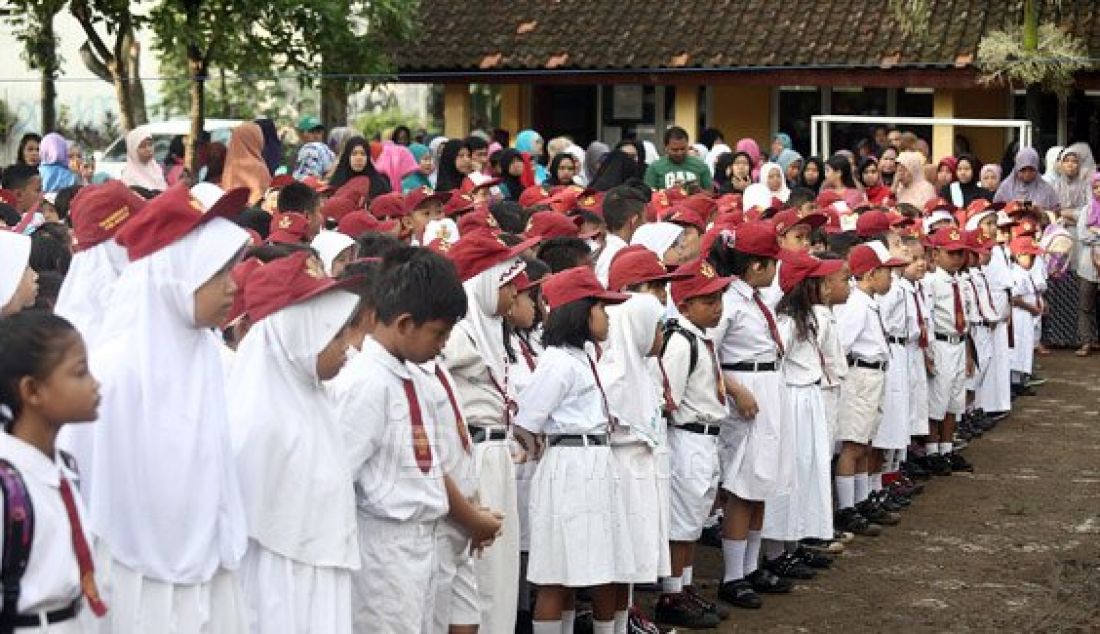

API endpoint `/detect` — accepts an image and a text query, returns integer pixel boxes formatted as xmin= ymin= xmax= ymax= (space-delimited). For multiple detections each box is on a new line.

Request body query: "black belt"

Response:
xmin=547 ymin=434 xmax=608 ymax=447
xmin=886 ymin=336 xmax=907 ymax=345
xmin=679 ymin=422 xmax=721 ymax=436
xmin=972 ymin=320 xmax=994 ymax=328
xmin=847 ymin=356 xmax=887 ymax=371
xmin=721 ymin=361 xmax=777 ymax=373
xmin=469 ymin=425 xmax=507 ymax=443
xmin=934 ymin=332 xmax=966 ymax=344
xmin=0 ymin=601 xmax=78 ymax=628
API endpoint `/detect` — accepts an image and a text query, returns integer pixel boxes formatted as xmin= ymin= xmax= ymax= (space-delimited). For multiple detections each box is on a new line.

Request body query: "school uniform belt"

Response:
xmin=468 ymin=425 xmax=507 ymax=443
xmin=721 ymin=361 xmax=777 ymax=372
xmin=934 ymin=332 xmax=966 ymax=344
xmin=547 ymin=434 xmax=609 ymax=447
xmin=0 ymin=600 xmax=78 ymax=628
xmin=971 ymin=320 xmax=994 ymax=328
xmin=847 ymin=356 xmax=888 ymax=371
xmin=886 ymin=335 xmax=908 ymax=345
xmin=678 ymin=422 xmax=721 ymax=436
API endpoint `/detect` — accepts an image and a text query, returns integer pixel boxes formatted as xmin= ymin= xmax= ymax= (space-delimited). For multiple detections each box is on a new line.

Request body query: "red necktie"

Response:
xmin=518 ymin=338 xmax=537 ymax=372
xmin=58 ymin=478 xmax=108 ymax=617
xmin=401 ymin=378 xmax=433 ymax=474
xmin=702 ymin=339 xmax=727 ymax=405
xmin=752 ymin=290 xmax=785 ymax=357
xmin=656 ymin=358 xmax=678 ymax=413
xmin=967 ymin=278 xmax=994 ymax=322
xmin=434 ymin=367 xmax=470 ymax=454
xmin=587 ymin=354 xmax=616 ymax=432
xmin=488 ymin=372 xmax=516 ymax=426
xmin=952 ymin=279 xmax=966 ymax=334
xmin=980 ymin=273 xmax=998 ymax=319
xmin=913 ymin=283 xmax=929 ymax=349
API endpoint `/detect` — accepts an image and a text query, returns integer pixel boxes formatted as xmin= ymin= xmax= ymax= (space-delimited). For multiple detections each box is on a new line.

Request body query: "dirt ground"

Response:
xmin=672 ymin=350 xmax=1100 ymax=633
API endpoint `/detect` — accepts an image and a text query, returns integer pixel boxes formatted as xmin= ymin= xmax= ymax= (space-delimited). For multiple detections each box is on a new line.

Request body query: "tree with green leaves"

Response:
xmin=4 ymin=0 xmax=67 ymax=132
xmin=69 ymin=0 xmax=149 ymax=131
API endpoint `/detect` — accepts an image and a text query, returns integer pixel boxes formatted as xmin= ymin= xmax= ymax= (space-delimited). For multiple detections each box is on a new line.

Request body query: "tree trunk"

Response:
xmin=113 ymin=61 xmax=136 ymax=132
xmin=123 ymin=30 xmax=148 ymax=126
xmin=38 ymin=10 xmax=59 ymax=132
xmin=187 ymin=55 xmax=206 ymax=175
xmin=320 ymin=56 xmax=348 ymax=130
xmin=1022 ymin=0 xmax=1039 ymax=52
xmin=41 ymin=72 xmax=57 ymax=132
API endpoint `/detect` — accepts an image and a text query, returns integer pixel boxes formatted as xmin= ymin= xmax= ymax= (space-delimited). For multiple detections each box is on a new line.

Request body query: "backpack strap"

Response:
xmin=661 ymin=318 xmax=699 ymax=376
xmin=0 ymin=459 xmax=33 ymax=633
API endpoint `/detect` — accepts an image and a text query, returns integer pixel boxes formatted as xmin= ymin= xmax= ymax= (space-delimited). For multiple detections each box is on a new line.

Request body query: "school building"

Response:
xmin=392 ymin=0 xmax=1100 ymax=164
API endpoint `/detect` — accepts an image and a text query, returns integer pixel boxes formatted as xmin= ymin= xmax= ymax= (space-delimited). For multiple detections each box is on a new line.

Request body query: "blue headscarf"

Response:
xmin=515 ymin=130 xmax=548 ymax=185
xmin=402 ymin=143 xmax=432 ymax=193
xmin=38 ymin=133 xmax=78 ymax=193
xmin=770 ymin=132 xmax=792 ymax=162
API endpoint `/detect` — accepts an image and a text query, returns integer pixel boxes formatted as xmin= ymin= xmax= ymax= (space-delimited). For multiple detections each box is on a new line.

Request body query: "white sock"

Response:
xmin=870 ymin=472 xmax=884 ymax=492
xmin=661 ymin=575 xmax=683 ymax=593
xmin=532 ymin=621 xmax=561 ymax=634
xmin=682 ymin=565 xmax=693 ymax=587
xmin=561 ymin=610 xmax=576 ymax=634
xmin=745 ymin=530 xmax=763 ymax=575
xmin=613 ymin=610 xmax=628 ymax=634
xmin=763 ymin=539 xmax=786 ymax=561
xmin=854 ymin=473 xmax=870 ymax=504
xmin=925 ymin=442 xmax=939 ymax=456
xmin=593 ymin=619 xmax=615 ymax=634
xmin=941 ymin=442 xmax=953 ymax=455
xmin=722 ymin=539 xmax=746 ymax=582
xmin=835 ymin=475 xmax=855 ymax=509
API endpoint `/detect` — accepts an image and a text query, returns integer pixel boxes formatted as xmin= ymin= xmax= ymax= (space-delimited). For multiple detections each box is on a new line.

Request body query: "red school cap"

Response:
xmin=542 ymin=266 xmax=630 ymax=310
xmin=442 ymin=191 xmax=477 ymax=217
xmin=773 ymin=208 xmax=826 ymax=236
xmin=848 ymin=242 xmax=909 ymax=277
xmin=68 ymin=180 xmax=147 ymax=252
xmin=855 ymin=209 xmax=895 ymax=237
xmin=963 ymin=228 xmax=993 ymax=253
xmin=778 ymin=249 xmax=844 ymax=294
xmin=681 ymin=193 xmax=718 ymax=220
xmin=269 ymin=174 xmax=296 ymax=190
xmin=670 ymin=257 xmax=733 ymax=305
xmin=547 ymin=188 xmax=581 ymax=215
xmin=332 ymin=176 xmax=372 ymax=208
xmin=519 ymin=185 xmax=552 ymax=208
xmin=445 ymin=230 xmax=540 ymax=281
xmin=300 ymin=175 xmax=333 ymax=194
xmin=223 ymin=257 xmax=265 ymax=327
xmin=116 ymin=183 xmax=242 ymax=260
xmin=574 ymin=191 xmax=605 ymax=217
xmin=244 ymin=250 xmax=361 ymax=322
xmin=1009 ymin=234 xmax=1043 ymax=256
xmin=525 ymin=210 xmax=597 ymax=240
xmin=457 ymin=204 xmax=500 ymax=236
xmin=662 ymin=206 xmax=707 ymax=233
xmin=268 ymin=212 xmax=310 ymax=244
xmin=1011 ymin=217 xmax=1039 ymax=238
xmin=369 ymin=192 xmax=408 ymax=219
xmin=322 ymin=196 xmax=357 ymax=223
xmin=927 ymin=226 xmax=968 ymax=251
xmin=923 ymin=197 xmax=956 ymax=215
xmin=403 ymin=186 xmax=449 ymax=214
xmin=337 ymin=210 xmax=397 ymax=238
xmin=727 ymin=220 xmax=780 ymax=259
xmin=608 ymin=244 xmax=692 ymax=292
xmin=459 ymin=173 xmax=502 ymax=194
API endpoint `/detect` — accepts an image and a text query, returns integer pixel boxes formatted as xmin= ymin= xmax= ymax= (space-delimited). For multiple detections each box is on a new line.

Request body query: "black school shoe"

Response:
xmin=746 ymin=568 xmax=795 ymax=593
xmin=684 ymin=585 xmax=730 ymax=621
xmin=857 ymin=499 xmax=900 ymax=526
xmin=764 ymin=552 xmax=817 ymax=580
xmin=717 ymin=579 xmax=763 ymax=609
xmin=835 ymin=507 xmax=882 ymax=537
xmin=794 ymin=545 xmax=834 ymax=569
xmin=925 ymin=454 xmax=953 ymax=476
xmin=697 ymin=523 xmax=723 ymax=548
xmin=653 ymin=593 xmax=721 ymax=629
xmin=947 ymin=452 xmax=974 ymax=472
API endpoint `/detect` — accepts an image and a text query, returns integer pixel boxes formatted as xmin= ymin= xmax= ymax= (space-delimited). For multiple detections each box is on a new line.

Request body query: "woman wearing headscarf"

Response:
xmin=329 ymin=137 xmax=391 ymax=201
xmin=706 ymin=141 xmax=733 ymax=174
xmin=769 ymin=132 xmax=792 ymax=162
xmin=402 ymin=143 xmax=433 ymax=192
xmin=498 ymin=148 xmax=527 ymax=201
xmin=585 ymin=141 xmax=610 ymax=185
xmin=800 ymin=156 xmax=826 ymax=194
xmin=373 ymin=141 xmax=418 ymax=194
xmin=1042 ymin=146 xmax=1064 ymax=184
xmin=391 ymin=125 xmax=412 ymax=146
xmin=121 ymin=128 xmax=168 ymax=191
xmin=858 ymin=157 xmax=893 ymax=206
xmin=547 ymin=152 xmax=578 ymax=187
xmin=1047 ymin=142 xmax=1097 ymax=351
xmin=515 ymin=130 xmax=548 ymax=184
xmin=940 ymin=153 xmax=990 ymax=208
xmin=878 ymin=146 xmax=898 ymax=187
xmin=777 ymin=149 xmax=804 ymax=188
xmin=591 ymin=149 xmax=644 ymax=192
xmin=736 ymin=138 xmax=763 ymax=180
xmin=893 ymin=150 xmax=936 ymax=209
xmin=993 ymin=147 xmax=1060 ymax=211
xmin=37 ymin=133 xmax=78 ymax=193
xmin=204 ymin=142 xmax=228 ymax=185
xmin=712 ymin=152 xmax=735 ymax=193
xmin=758 ymin=161 xmax=791 ymax=203
xmin=935 ymin=156 xmax=958 ymax=190
xmin=980 ymin=164 xmax=1002 ymax=195
xmin=255 ymin=118 xmax=283 ymax=175
xmin=630 ymin=221 xmax=686 ymax=266
xmin=293 ymin=141 xmax=336 ymax=181
xmin=435 ymin=138 xmax=471 ymax=192
xmin=222 ymin=122 xmax=272 ymax=205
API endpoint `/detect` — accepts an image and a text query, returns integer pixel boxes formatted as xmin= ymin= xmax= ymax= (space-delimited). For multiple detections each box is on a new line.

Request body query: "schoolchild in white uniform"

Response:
xmin=0 ymin=232 xmax=38 ymax=318
xmin=960 ymin=230 xmax=999 ymax=427
xmin=336 ymin=247 xmax=472 ymax=633
xmin=594 ymin=186 xmax=648 ymax=288
xmin=896 ymin=233 xmax=932 ymax=447
xmin=833 ymin=243 xmax=907 ymax=535
xmin=977 ymin=207 xmax=1016 ymax=417
xmin=924 ymin=228 xmax=975 ymax=475
xmin=1009 ymin=235 xmax=1045 ymax=392
xmin=0 ymin=312 xmax=105 ymax=633
xmin=441 ymin=231 xmax=541 ymax=634
xmin=88 ymin=184 xmax=251 ymax=634
xmin=515 ymin=266 xmax=635 ymax=634
xmin=813 ymin=254 xmax=851 ymax=447
xmin=708 ymin=220 xmax=794 ymax=608
xmin=757 ymin=208 xmax=827 ymax=310
xmin=226 ymin=252 xmax=361 ymax=634
xmin=761 ymin=251 xmax=845 ymax=579
xmin=653 ymin=258 xmax=732 ymax=630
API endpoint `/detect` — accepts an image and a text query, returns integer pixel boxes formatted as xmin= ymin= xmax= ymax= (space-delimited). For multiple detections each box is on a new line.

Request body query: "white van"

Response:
xmin=95 ymin=119 xmax=246 ymax=181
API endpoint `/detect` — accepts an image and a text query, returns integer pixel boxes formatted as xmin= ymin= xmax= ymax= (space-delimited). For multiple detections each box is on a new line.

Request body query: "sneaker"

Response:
xmin=653 ymin=594 xmax=719 ymax=629
xmin=717 ymin=579 xmax=762 ymax=609
xmin=835 ymin=508 xmax=881 ymax=537
xmin=746 ymin=568 xmax=794 ymax=593
xmin=947 ymin=452 xmax=974 ymax=472
xmin=627 ymin=606 xmax=662 ymax=633
xmin=764 ymin=552 xmax=817 ymax=580
xmin=794 ymin=545 xmax=834 ymax=568
xmin=684 ymin=586 xmax=730 ymax=620
xmin=857 ymin=500 xmax=900 ymax=526
xmin=801 ymin=537 xmax=845 ymax=555
xmin=834 ymin=529 xmax=855 ymax=543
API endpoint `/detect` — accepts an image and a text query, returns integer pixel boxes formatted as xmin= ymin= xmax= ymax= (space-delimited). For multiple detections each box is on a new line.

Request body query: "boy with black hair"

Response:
xmin=489 ymin=200 xmax=529 ymax=235
xmin=337 ymin=247 xmax=472 ymax=632
xmin=537 ymin=237 xmax=592 ymax=273
xmin=2 ymin=163 xmax=43 ymax=214
xmin=466 ymin=136 xmax=490 ymax=173
xmin=277 ymin=182 xmax=323 ymax=240
xmin=787 ymin=187 xmax=817 ymax=214
xmin=595 ymin=185 xmax=647 ymax=286
xmin=644 ymin=127 xmax=712 ymax=191
xmin=356 ymin=232 xmax=404 ymax=260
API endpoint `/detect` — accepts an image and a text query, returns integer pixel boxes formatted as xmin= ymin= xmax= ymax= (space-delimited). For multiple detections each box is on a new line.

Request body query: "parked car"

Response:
xmin=94 ymin=119 xmax=245 ymax=181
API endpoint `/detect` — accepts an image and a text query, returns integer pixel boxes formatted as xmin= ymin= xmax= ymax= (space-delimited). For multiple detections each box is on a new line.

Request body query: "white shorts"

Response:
xmin=928 ymin=338 xmax=967 ymax=420
xmin=667 ymin=426 xmax=721 ymax=541
xmin=907 ymin=343 xmax=930 ymax=436
xmin=836 ymin=366 xmax=885 ymax=444
xmin=433 ymin=522 xmax=480 ymax=629
xmin=353 ymin=516 xmax=437 ymax=633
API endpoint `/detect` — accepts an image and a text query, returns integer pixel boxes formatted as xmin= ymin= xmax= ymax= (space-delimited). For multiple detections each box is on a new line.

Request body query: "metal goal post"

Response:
xmin=810 ymin=114 xmax=1033 ymax=158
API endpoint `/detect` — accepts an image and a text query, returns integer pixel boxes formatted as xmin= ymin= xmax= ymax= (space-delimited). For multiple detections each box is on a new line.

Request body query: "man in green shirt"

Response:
xmin=644 ymin=126 xmax=713 ymax=191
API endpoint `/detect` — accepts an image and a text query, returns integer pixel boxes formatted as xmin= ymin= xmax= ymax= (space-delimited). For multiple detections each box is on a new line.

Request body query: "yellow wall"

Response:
xmin=443 ymin=84 xmax=470 ymax=139
xmin=955 ymin=87 xmax=1011 ymax=165
xmin=499 ymin=84 xmax=531 ymax=134
xmin=931 ymin=90 xmax=956 ymax=162
xmin=674 ymin=85 xmax=701 ymax=140
xmin=711 ymin=85 xmax=772 ymax=150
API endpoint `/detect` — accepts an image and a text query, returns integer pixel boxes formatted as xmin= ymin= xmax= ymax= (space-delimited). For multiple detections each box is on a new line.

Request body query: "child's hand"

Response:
xmin=512 ymin=427 xmax=541 ymax=460
xmin=966 ymin=356 xmax=975 ymax=378
xmin=468 ymin=507 xmax=504 ymax=552
xmin=924 ymin=352 xmax=936 ymax=377
xmin=727 ymin=382 xmax=759 ymax=419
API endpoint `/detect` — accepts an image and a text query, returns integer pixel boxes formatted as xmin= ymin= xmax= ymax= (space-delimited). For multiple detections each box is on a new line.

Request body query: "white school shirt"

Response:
xmin=777 ymin=314 xmax=824 ymax=386
xmin=834 ymin=287 xmax=889 ymax=363
xmin=442 ymin=328 xmax=508 ymax=428
xmin=1030 ymin=254 xmax=1049 ymax=293
xmin=663 ymin=318 xmax=728 ymax=425
xmin=338 ymin=337 xmax=448 ymax=523
xmin=965 ymin=268 xmax=998 ymax=324
xmin=595 ymin=233 xmax=629 ymax=288
xmin=758 ymin=261 xmax=784 ymax=311
xmin=877 ymin=275 xmax=909 ymax=339
xmin=515 ymin=346 xmax=610 ymax=436
xmin=896 ymin=278 xmax=924 ymax=345
xmin=927 ymin=267 xmax=972 ymax=335
xmin=1012 ymin=263 xmax=1040 ymax=308
xmin=814 ymin=305 xmax=848 ymax=385
xmin=414 ymin=360 xmax=478 ymax=500
xmin=0 ymin=433 xmax=90 ymax=615
xmin=983 ymin=247 xmax=1014 ymax=320
xmin=958 ymin=270 xmax=983 ymax=325
xmin=713 ymin=278 xmax=783 ymax=365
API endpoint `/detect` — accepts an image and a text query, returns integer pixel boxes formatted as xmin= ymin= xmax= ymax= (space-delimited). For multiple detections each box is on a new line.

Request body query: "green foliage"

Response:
xmin=354 ymin=107 xmax=424 ymax=140
xmin=5 ymin=0 xmax=66 ymax=75
xmin=55 ymin=107 xmax=120 ymax=151
xmin=977 ymin=23 xmax=1090 ymax=97
xmin=0 ymin=99 xmax=18 ymax=143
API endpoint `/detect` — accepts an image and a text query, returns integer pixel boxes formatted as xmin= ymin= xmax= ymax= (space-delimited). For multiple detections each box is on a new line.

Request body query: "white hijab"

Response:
xmin=758 ymin=161 xmax=791 ymax=202
xmin=310 ymin=231 xmax=357 ymax=276
xmin=229 ymin=290 xmax=360 ymax=567
xmin=120 ymin=128 xmax=168 ymax=191
xmin=88 ymin=217 xmax=249 ymax=583
xmin=742 ymin=182 xmax=773 ymax=210
xmin=599 ymin=294 xmax=665 ymax=445
xmin=631 ymin=222 xmax=684 ymax=260
xmin=0 ymin=232 xmax=31 ymax=311
xmin=706 ymin=142 xmax=732 ymax=172
xmin=54 ymin=239 xmax=129 ymax=344
xmin=457 ymin=258 xmax=526 ymax=386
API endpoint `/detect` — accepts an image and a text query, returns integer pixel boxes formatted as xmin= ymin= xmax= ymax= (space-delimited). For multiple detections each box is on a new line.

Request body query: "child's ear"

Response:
xmin=17 ymin=376 xmax=43 ymax=409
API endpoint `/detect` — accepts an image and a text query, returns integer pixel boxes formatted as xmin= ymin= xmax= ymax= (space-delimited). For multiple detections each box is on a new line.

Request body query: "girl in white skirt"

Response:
xmin=761 ymin=251 xmax=844 ymax=577
xmin=600 ymin=292 xmax=668 ymax=630
xmin=227 ymin=251 xmax=361 ymax=634
xmin=515 ymin=266 xmax=635 ymax=634
xmin=1009 ymin=236 xmax=1044 ymax=389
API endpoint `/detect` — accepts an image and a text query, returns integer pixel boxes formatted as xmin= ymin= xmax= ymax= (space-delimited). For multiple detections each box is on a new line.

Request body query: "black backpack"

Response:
xmin=0 ymin=458 xmax=33 ymax=632
xmin=661 ymin=318 xmax=700 ymax=376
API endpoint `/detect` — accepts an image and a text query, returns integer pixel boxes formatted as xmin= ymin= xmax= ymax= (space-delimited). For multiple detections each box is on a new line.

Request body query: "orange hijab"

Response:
xmin=222 ymin=123 xmax=272 ymax=204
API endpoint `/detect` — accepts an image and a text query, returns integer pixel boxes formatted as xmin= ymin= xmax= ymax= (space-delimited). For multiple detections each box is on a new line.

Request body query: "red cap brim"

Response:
xmin=205 ymin=187 xmax=251 ymax=220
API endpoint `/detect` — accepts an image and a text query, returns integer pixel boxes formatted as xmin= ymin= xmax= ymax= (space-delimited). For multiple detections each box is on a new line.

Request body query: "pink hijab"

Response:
xmin=736 ymin=138 xmax=763 ymax=179
xmin=894 ymin=150 xmax=936 ymax=208
xmin=373 ymin=141 xmax=419 ymax=191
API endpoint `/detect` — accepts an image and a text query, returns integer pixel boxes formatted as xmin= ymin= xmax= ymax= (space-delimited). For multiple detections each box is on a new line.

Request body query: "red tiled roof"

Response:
xmin=395 ymin=1 xmax=1100 ymax=76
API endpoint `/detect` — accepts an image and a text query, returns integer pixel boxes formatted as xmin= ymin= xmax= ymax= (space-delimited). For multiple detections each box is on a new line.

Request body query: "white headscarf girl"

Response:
xmin=310 ymin=231 xmax=358 ymax=277
xmin=599 ymin=293 xmax=665 ymax=445
xmin=630 ymin=222 xmax=684 ymax=265
xmin=758 ymin=161 xmax=791 ymax=203
xmin=458 ymin=257 xmax=527 ymax=387
xmin=120 ymin=128 xmax=168 ymax=191
xmin=0 ymin=232 xmax=33 ymax=315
